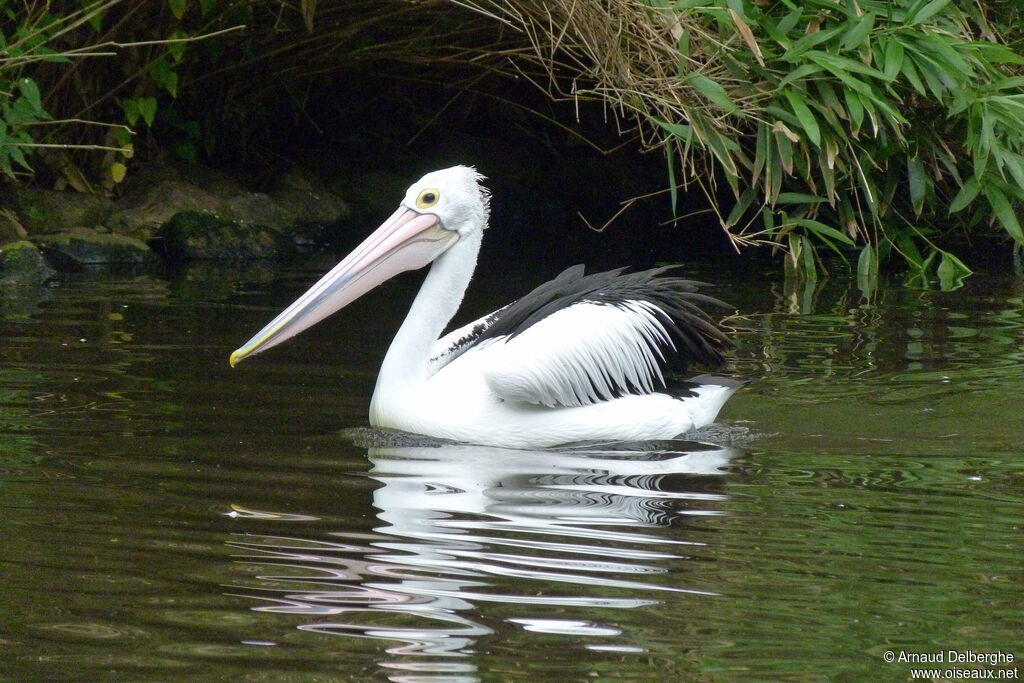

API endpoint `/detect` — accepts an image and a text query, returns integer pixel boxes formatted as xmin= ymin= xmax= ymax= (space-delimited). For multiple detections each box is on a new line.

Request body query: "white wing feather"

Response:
xmin=482 ymin=301 xmax=675 ymax=407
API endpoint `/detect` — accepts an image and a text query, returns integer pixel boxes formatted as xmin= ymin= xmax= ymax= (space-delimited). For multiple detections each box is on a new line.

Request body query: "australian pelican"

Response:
xmin=230 ymin=166 xmax=740 ymax=448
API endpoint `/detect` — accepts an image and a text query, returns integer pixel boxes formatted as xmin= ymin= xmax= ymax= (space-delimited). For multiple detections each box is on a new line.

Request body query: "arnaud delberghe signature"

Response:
xmin=896 ymin=651 xmax=1015 ymax=666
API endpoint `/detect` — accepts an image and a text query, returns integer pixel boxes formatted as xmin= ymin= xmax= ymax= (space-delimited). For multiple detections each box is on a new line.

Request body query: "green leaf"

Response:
xmin=4 ymin=97 xmax=40 ymax=125
xmin=984 ymin=185 xmax=1024 ymax=244
xmin=792 ymin=218 xmax=855 ymax=245
xmin=857 ymin=244 xmax=878 ymax=279
xmin=775 ymin=7 xmax=802 ymax=36
xmin=726 ymin=188 xmax=756 ymax=227
xmin=882 ymin=39 xmax=905 ymax=81
xmin=907 ymin=156 xmax=927 ymax=217
xmin=896 ymin=232 xmax=924 ymax=267
xmin=782 ymin=25 xmax=846 ymax=62
xmin=805 ymin=50 xmax=887 ymax=80
xmin=777 ymin=192 xmax=827 ymax=204
xmin=783 ymin=89 xmax=821 ymax=147
xmin=842 ymin=12 xmax=875 ymax=52
xmin=122 ymin=98 xmax=140 ymax=126
xmin=948 ymin=175 xmax=980 ymax=214
xmin=688 ymin=74 xmax=738 ymax=114
xmin=843 ymin=87 xmax=865 ymax=133
xmin=17 ymin=78 xmax=47 ymax=118
xmin=936 ymin=251 xmax=970 ymax=290
xmin=168 ymin=0 xmax=187 ymax=20
xmin=651 ymin=116 xmax=692 ymax=141
xmin=6 ymin=141 xmax=31 ymax=172
xmin=801 ymin=235 xmax=818 ymax=279
xmin=906 ymin=0 xmax=952 ymax=26
xmin=665 ymin=142 xmax=678 ymax=215
xmin=137 ymin=97 xmax=158 ymax=127
xmin=777 ymin=63 xmax=825 ymax=90
xmin=899 ymin=52 xmax=928 ymax=95
xmin=149 ymin=58 xmax=178 ymax=97
xmin=168 ymin=29 xmax=187 ymax=62
xmin=968 ymin=42 xmax=1024 ymax=66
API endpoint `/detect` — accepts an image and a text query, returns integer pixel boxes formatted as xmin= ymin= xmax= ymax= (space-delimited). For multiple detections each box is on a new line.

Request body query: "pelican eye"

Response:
xmin=416 ymin=189 xmax=440 ymax=209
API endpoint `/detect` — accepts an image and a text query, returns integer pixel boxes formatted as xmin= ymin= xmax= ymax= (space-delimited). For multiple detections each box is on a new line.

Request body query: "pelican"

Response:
xmin=230 ymin=166 xmax=740 ymax=448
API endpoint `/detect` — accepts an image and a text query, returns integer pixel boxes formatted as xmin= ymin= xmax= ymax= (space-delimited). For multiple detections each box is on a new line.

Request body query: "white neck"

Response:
xmin=370 ymin=230 xmax=482 ymax=417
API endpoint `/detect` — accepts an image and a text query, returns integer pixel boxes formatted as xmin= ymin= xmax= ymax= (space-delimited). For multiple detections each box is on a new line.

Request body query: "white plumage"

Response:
xmin=231 ymin=166 xmax=741 ymax=448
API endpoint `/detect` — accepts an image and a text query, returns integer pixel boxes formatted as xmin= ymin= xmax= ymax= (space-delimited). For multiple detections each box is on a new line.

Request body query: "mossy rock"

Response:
xmin=154 ymin=210 xmax=289 ymax=261
xmin=0 ymin=240 xmax=57 ymax=285
xmin=0 ymin=186 xmax=115 ymax=235
xmin=32 ymin=228 xmax=158 ymax=268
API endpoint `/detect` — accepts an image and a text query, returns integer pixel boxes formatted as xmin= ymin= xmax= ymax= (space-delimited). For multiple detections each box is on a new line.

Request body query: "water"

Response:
xmin=1 ymin=259 xmax=1021 ymax=681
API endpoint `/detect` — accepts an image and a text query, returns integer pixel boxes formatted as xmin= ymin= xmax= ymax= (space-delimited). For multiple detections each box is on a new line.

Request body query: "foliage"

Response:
xmin=4 ymin=0 xmax=1022 ymax=288
xmin=0 ymin=0 xmax=246 ymax=191
xmin=0 ymin=1 xmax=493 ymax=189
xmin=0 ymin=1 xmax=129 ymax=184
xmin=460 ymin=0 xmax=1024 ymax=286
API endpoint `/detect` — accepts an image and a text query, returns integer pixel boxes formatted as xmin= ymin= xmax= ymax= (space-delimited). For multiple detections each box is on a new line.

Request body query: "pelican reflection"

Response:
xmin=228 ymin=439 xmax=739 ymax=677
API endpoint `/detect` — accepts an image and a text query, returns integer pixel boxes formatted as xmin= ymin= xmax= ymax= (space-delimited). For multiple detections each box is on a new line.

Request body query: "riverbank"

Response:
xmin=0 ymin=161 xmax=353 ymax=284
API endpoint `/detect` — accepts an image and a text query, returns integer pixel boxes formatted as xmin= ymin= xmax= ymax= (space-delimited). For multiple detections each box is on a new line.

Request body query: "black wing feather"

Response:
xmin=476 ymin=265 xmax=731 ymax=372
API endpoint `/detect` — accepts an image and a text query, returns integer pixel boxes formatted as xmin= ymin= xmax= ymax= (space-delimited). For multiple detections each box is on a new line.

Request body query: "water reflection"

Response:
xmin=227 ymin=440 xmax=738 ymax=679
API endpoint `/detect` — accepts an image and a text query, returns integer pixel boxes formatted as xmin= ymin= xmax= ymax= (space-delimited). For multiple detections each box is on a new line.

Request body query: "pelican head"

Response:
xmin=229 ymin=165 xmax=489 ymax=367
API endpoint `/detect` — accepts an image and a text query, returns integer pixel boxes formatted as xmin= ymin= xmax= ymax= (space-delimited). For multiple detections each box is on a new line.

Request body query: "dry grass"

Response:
xmin=453 ymin=0 xmax=767 ymax=248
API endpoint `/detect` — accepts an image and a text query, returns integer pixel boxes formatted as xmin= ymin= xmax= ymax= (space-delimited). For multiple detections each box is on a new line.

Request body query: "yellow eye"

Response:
xmin=415 ymin=188 xmax=440 ymax=209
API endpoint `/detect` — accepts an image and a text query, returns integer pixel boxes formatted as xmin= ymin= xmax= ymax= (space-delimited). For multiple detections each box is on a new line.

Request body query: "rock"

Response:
xmin=269 ymin=167 xmax=350 ymax=226
xmin=220 ymin=192 xmax=297 ymax=231
xmin=31 ymin=228 xmax=157 ymax=268
xmin=0 ymin=186 xmax=115 ymax=234
xmin=153 ymin=210 xmax=288 ymax=261
xmin=327 ymin=169 xmax=406 ymax=222
xmin=0 ymin=209 xmax=28 ymax=243
xmin=108 ymin=180 xmax=225 ymax=240
xmin=0 ymin=240 xmax=57 ymax=285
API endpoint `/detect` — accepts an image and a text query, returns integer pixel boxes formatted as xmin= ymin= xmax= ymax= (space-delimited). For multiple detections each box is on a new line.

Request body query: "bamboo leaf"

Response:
xmin=651 ymin=116 xmax=692 ymax=140
xmin=776 ymin=7 xmax=802 ymax=36
xmin=882 ymin=39 xmax=905 ymax=81
xmin=968 ymin=42 xmax=1024 ymax=66
xmin=805 ymin=51 xmax=887 ymax=80
xmin=726 ymin=188 xmax=756 ymax=227
xmin=777 ymin=192 xmax=827 ymax=204
xmin=900 ymin=52 xmax=928 ymax=95
xmin=752 ymin=121 xmax=768 ymax=186
xmin=793 ymin=218 xmax=856 ymax=245
xmin=907 ymin=0 xmax=952 ymax=26
xmin=778 ymin=63 xmax=825 ymax=90
xmin=948 ymin=175 xmax=980 ymax=213
xmin=782 ymin=25 xmax=846 ymax=62
xmin=857 ymin=244 xmax=878 ymax=278
xmin=842 ymin=12 xmax=875 ymax=52
xmin=783 ymin=90 xmax=821 ymax=147
xmin=688 ymin=74 xmax=738 ymax=114
xmin=896 ymin=232 xmax=925 ymax=267
xmin=844 ymin=87 xmax=865 ymax=134
xmin=665 ymin=142 xmax=678 ymax=214
xmin=907 ymin=156 xmax=927 ymax=216
xmin=984 ymin=185 xmax=1024 ymax=244
xmin=937 ymin=251 xmax=970 ymax=290
xmin=801 ymin=235 xmax=818 ymax=279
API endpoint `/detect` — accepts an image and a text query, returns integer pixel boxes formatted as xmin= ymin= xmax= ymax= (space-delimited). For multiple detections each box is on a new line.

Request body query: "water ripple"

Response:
xmin=226 ymin=441 xmax=736 ymax=663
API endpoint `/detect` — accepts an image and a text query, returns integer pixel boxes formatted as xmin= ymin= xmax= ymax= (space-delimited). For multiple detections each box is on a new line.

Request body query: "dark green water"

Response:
xmin=1 ymin=259 xmax=1021 ymax=681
